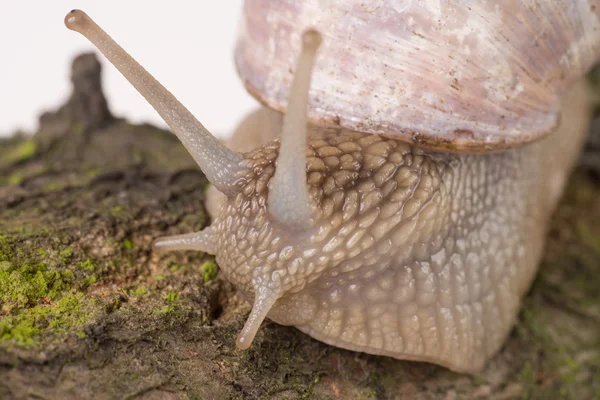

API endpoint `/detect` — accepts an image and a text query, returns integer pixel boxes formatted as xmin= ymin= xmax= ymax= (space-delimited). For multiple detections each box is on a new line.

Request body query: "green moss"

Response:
xmin=3 ymin=172 xmax=24 ymax=186
xmin=78 ymin=259 xmax=95 ymax=271
xmin=40 ymin=181 xmax=64 ymax=192
xmin=122 ymin=238 xmax=135 ymax=250
xmin=0 ymin=292 xmax=94 ymax=346
xmin=517 ymin=362 xmax=537 ymax=399
xmin=62 ymin=270 xmax=75 ymax=281
xmin=76 ymin=331 xmax=86 ymax=339
xmin=110 ymin=206 xmax=125 ymax=217
xmin=153 ymin=292 xmax=180 ymax=315
xmin=0 ymin=262 xmax=70 ymax=310
xmin=518 ymin=274 xmax=600 ymax=399
xmin=1 ymin=139 xmax=37 ymax=165
xmin=169 ymin=263 xmax=185 ymax=272
xmin=0 ymin=236 xmax=10 ymax=261
xmin=154 ymin=305 xmax=174 ymax=315
xmin=86 ymin=167 xmax=103 ymax=178
xmin=130 ymin=287 xmax=148 ymax=297
xmin=576 ymin=221 xmax=600 ymax=253
xmin=155 ymin=275 xmax=164 ymax=281
xmin=199 ymin=260 xmax=218 ymax=282
xmin=59 ymin=248 xmax=73 ymax=260
xmin=300 ymin=375 xmax=322 ymax=399
xmin=165 ymin=292 xmax=178 ymax=303
xmin=0 ymin=239 xmax=91 ymax=311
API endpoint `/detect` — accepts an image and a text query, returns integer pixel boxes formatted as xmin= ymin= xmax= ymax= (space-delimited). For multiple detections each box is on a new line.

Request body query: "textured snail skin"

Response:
xmin=205 ymin=81 xmax=593 ymax=373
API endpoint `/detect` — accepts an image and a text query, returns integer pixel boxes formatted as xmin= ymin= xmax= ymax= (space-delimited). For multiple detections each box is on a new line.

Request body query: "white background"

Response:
xmin=0 ymin=1 xmax=255 ymax=138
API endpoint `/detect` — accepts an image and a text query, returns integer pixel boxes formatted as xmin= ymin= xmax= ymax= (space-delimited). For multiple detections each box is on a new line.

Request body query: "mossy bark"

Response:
xmin=0 ymin=54 xmax=599 ymax=400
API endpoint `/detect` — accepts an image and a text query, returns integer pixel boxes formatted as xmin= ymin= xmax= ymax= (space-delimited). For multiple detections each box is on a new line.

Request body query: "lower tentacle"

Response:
xmin=236 ymin=283 xmax=281 ymax=350
xmin=153 ymin=227 xmax=216 ymax=254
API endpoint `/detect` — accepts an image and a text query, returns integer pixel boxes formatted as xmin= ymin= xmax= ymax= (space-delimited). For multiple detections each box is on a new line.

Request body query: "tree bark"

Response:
xmin=0 ymin=53 xmax=599 ymax=400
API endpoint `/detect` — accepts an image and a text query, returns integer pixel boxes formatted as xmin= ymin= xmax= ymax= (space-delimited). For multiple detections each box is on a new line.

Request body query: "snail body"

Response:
xmin=65 ymin=1 xmax=599 ymax=373
xmin=210 ymin=84 xmax=591 ymax=372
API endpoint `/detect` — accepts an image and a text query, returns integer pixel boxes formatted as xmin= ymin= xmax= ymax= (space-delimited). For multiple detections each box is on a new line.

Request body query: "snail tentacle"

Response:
xmin=152 ymin=227 xmax=216 ymax=254
xmin=64 ymin=10 xmax=246 ymax=195
xmin=268 ymin=30 xmax=322 ymax=229
xmin=236 ymin=283 xmax=281 ymax=350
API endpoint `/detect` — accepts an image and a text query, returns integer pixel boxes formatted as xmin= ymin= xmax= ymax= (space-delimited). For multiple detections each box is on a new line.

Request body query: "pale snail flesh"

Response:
xmin=65 ymin=4 xmax=599 ymax=373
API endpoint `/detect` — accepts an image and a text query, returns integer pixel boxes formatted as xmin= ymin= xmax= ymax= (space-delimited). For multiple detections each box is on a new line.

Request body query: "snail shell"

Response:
xmin=236 ymin=0 xmax=600 ymax=151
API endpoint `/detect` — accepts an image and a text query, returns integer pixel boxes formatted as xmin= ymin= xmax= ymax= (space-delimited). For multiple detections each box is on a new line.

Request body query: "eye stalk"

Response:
xmin=268 ymin=29 xmax=322 ymax=230
xmin=64 ymin=9 xmax=246 ymax=195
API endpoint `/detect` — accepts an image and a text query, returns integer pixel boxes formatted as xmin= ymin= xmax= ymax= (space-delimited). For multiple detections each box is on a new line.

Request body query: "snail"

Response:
xmin=64 ymin=2 xmax=600 ymax=373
